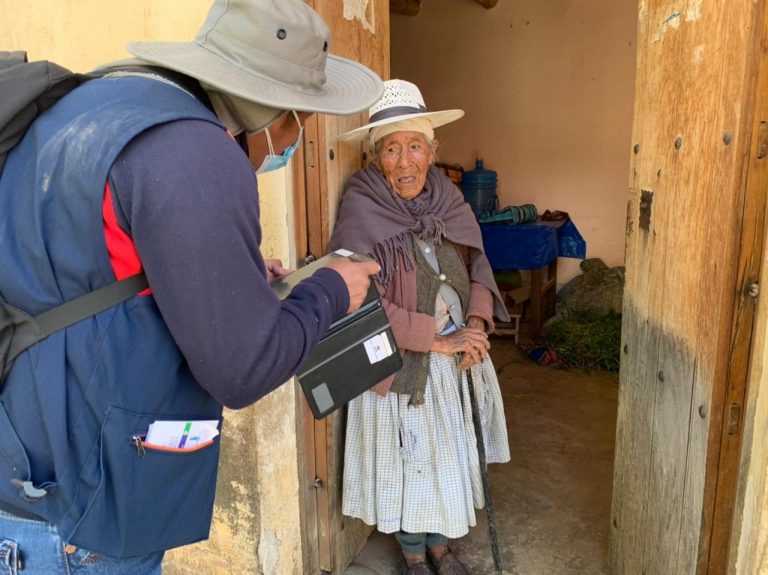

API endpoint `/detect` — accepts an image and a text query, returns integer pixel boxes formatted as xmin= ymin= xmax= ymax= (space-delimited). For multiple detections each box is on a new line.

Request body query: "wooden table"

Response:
xmin=480 ymin=219 xmax=585 ymax=340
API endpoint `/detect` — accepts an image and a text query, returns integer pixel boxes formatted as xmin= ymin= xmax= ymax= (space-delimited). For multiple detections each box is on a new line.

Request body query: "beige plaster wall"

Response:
xmin=1 ymin=2 xmax=303 ymax=573
xmin=390 ymin=0 xmax=637 ymax=284
xmin=1 ymin=0 xmax=210 ymax=70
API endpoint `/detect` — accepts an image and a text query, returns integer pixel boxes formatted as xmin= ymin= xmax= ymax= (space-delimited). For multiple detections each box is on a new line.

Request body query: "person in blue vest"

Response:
xmin=0 ymin=0 xmax=383 ymax=573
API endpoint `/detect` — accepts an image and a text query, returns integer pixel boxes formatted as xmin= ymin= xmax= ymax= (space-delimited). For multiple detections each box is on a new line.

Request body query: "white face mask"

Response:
xmin=254 ymin=111 xmax=304 ymax=175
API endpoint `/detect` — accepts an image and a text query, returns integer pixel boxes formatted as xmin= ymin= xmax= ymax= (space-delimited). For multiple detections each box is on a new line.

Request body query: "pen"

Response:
xmin=178 ymin=422 xmax=192 ymax=448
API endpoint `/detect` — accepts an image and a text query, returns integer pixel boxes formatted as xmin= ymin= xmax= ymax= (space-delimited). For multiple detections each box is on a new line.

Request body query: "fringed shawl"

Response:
xmin=329 ymin=165 xmax=508 ymax=322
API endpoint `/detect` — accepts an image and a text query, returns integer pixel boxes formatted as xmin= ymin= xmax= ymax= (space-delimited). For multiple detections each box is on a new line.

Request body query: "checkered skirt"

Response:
xmin=342 ymin=353 xmax=510 ymax=538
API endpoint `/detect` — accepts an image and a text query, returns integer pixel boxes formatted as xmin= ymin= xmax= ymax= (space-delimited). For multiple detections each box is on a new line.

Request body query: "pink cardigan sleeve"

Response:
xmin=381 ymin=297 xmax=436 ymax=352
xmin=467 ymin=281 xmax=496 ymax=332
xmin=377 ymin=263 xmax=436 ymax=353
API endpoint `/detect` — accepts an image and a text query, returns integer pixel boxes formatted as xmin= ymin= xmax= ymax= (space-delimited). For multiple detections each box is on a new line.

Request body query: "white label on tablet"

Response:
xmin=364 ymin=332 xmax=394 ymax=364
xmin=334 ymin=249 xmax=354 ymax=257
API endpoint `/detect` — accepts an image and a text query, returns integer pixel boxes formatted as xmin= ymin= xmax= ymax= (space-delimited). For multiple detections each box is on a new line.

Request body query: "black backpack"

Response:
xmin=0 ymin=51 xmax=90 ymax=173
xmin=0 ymin=51 xmax=147 ymax=385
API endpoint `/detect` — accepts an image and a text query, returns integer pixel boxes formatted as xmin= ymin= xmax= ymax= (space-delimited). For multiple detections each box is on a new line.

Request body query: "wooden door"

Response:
xmin=610 ymin=1 xmax=768 ymax=573
xmin=293 ymin=2 xmax=389 ymax=573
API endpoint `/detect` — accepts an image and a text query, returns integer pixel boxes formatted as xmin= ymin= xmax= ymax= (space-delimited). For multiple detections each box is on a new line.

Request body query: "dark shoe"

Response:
xmin=427 ymin=548 xmax=470 ymax=575
xmin=400 ymin=554 xmax=435 ymax=575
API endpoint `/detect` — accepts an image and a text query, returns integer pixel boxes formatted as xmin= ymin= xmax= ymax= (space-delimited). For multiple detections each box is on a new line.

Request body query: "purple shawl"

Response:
xmin=329 ymin=165 xmax=508 ymax=321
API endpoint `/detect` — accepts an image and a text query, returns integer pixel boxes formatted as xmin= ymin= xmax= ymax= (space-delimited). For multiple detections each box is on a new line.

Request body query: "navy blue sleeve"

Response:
xmin=108 ymin=119 xmax=349 ymax=408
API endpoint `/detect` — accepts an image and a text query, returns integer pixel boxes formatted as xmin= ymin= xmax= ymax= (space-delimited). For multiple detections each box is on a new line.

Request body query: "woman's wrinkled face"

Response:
xmin=375 ymin=131 xmax=435 ymax=200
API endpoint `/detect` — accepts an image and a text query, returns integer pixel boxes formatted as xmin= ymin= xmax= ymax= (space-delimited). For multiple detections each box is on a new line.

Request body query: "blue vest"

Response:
xmin=0 ymin=75 xmax=226 ymax=558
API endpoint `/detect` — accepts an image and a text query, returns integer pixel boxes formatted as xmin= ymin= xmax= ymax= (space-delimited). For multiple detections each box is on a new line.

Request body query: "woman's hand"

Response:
xmin=432 ymin=327 xmax=490 ymax=370
xmin=459 ymin=317 xmax=489 ymax=369
xmin=467 ymin=315 xmax=486 ymax=332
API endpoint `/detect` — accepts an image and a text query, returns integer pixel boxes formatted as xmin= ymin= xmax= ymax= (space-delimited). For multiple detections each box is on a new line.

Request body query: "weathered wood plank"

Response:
xmin=638 ymin=4 xmax=740 ymax=571
xmin=610 ymin=301 xmax=659 ymax=574
xmin=643 ymin=342 xmax=696 ymax=574
xmin=611 ymin=0 xmax=683 ymax=569
xmin=296 ymin=392 xmax=322 ymax=575
xmin=611 ymin=0 xmax=768 ymax=573
xmin=302 ymin=1 xmax=390 ymax=572
xmin=724 ymin=6 xmax=768 ymax=573
xmin=707 ymin=44 xmax=768 ymax=575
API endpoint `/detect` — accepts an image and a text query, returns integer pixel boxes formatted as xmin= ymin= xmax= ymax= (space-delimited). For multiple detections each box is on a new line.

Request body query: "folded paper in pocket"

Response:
xmin=145 ymin=420 xmax=219 ymax=449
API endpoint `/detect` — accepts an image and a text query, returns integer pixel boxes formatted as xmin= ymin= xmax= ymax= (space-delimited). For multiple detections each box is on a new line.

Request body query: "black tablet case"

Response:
xmin=271 ymin=251 xmax=403 ymax=419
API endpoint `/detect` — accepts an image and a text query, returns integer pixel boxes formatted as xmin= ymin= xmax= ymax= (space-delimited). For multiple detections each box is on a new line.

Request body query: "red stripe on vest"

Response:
xmin=103 ymin=182 xmax=151 ymax=295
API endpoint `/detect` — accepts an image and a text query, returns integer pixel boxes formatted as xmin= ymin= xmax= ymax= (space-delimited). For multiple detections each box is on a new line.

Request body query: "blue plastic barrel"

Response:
xmin=461 ymin=158 xmax=497 ymax=218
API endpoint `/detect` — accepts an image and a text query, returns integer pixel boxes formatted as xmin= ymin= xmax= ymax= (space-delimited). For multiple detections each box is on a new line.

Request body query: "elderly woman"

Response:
xmin=329 ymin=80 xmax=511 ymax=575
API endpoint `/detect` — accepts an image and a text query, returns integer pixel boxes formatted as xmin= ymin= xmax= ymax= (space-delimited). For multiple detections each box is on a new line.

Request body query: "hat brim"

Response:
xmin=338 ymin=109 xmax=465 ymax=141
xmin=126 ymin=41 xmax=384 ymax=115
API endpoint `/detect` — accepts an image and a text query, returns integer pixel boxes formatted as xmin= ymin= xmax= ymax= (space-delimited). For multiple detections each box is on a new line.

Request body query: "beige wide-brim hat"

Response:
xmin=339 ymin=79 xmax=464 ymax=141
xmin=126 ymin=0 xmax=383 ymax=115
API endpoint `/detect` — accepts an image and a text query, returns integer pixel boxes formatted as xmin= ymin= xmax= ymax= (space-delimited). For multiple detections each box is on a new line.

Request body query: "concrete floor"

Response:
xmin=343 ymin=334 xmax=619 ymax=575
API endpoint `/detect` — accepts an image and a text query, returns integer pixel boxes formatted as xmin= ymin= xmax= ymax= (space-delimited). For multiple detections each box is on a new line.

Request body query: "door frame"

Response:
xmin=292 ymin=3 xmax=390 ymax=573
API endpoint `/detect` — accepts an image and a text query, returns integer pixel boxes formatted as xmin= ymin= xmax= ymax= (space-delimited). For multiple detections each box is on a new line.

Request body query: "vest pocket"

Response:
xmin=68 ymin=406 xmax=220 ymax=558
xmin=0 ymin=404 xmax=57 ymax=521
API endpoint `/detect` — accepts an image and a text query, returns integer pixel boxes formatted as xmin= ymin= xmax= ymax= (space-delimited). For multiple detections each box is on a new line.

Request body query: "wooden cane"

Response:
xmin=467 ymin=364 xmax=503 ymax=574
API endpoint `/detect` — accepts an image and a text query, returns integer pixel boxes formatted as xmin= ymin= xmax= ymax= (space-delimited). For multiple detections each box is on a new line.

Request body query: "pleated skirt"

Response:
xmin=342 ymin=353 xmax=510 ymax=538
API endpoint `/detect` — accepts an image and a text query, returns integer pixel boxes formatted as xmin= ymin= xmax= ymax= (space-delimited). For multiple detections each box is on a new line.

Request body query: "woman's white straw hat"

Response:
xmin=339 ymin=79 xmax=464 ymax=141
xmin=126 ymin=0 xmax=383 ymax=115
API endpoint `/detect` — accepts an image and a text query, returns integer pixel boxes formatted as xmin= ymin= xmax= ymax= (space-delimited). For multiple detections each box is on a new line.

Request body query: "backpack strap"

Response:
xmin=35 ymin=272 xmax=148 ymax=338
xmin=2 ymin=272 xmax=149 ymax=383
